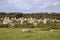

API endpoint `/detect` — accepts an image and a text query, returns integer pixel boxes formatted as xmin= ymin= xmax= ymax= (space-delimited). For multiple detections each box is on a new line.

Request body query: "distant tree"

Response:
xmin=16 ymin=13 xmax=23 ymax=18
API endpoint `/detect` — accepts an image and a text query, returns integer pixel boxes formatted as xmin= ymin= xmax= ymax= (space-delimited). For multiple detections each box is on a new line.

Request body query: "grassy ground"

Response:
xmin=0 ymin=28 xmax=60 ymax=40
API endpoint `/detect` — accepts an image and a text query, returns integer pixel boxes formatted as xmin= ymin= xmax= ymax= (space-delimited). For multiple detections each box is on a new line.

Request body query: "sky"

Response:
xmin=0 ymin=0 xmax=60 ymax=13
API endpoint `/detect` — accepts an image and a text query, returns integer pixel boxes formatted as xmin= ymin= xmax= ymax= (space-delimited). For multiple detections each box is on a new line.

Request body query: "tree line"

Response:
xmin=0 ymin=12 xmax=60 ymax=19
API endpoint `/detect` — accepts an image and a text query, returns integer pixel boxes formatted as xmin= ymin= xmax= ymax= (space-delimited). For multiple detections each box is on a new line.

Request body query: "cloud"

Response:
xmin=52 ymin=2 xmax=59 ymax=6
xmin=39 ymin=1 xmax=59 ymax=8
xmin=8 ymin=0 xmax=59 ymax=9
xmin=32 ymin=0 xmax=41 ymax=4
xmin=8 ymin=0 xmax=42 ymax=10
xmin=0 ymin=0 xmax=60 ymax=13
xmin=39 ymin=1 xmax=52 ymax=8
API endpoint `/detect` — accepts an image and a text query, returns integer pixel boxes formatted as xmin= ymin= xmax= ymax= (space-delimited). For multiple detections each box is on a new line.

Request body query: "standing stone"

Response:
xmin=3 ymin=17 xmax=8 ymax=24
xmin=43 ymin=18 xmax=47 ymax=24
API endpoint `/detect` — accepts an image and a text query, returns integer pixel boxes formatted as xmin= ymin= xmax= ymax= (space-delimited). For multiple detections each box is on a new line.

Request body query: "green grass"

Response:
xmin=0 ymin=28 xmax=60 ymax=40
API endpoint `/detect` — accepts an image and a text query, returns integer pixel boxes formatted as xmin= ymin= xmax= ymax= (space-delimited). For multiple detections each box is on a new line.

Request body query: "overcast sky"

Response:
xmin=0 ymin=0 xmax=60 ymax=13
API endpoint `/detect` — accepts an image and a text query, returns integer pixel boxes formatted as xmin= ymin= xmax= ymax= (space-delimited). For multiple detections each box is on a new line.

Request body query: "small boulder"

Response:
xmin=49 ymin=29 xmax=57 ymax=32
xmin=22 ymin=28 xmax=31 ymax=32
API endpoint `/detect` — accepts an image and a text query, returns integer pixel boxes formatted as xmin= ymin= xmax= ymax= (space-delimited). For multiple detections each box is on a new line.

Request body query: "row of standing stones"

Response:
xmin=1 ymin=17 xmax=59 ymax=32
xmin=2 ymin=17 xmax=60 ymax=25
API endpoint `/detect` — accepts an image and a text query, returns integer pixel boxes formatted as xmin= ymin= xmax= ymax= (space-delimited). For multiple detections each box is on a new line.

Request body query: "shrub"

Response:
xmin=0 ymin=24 xmax=8 ymax=28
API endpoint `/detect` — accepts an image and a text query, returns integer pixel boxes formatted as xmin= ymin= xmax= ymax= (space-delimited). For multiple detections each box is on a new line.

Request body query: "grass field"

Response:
xmin=0 ymin=28 xmax=60 ymax=40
